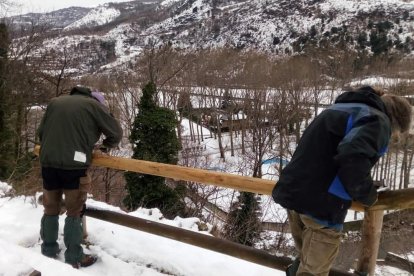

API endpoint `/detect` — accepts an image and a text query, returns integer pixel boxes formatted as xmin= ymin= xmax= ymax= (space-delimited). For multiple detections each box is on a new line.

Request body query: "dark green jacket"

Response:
xmin=38 ymin=87 xmax=122 ymax=169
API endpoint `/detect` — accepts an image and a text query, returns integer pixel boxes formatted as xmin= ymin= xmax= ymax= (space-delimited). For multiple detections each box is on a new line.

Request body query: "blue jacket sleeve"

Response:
xmin=334 ymin=115 xmax=390 ymax=206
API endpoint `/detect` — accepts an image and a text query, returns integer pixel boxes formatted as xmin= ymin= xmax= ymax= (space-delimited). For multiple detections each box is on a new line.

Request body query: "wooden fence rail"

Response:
xmin=33 ymin=146 xmax=414 ymax=274
xmin=34 ymin=146 xmax=414 ymax=212
xmin=84 ymin=208 xmax=354 ymax=276
xmin=89 ymin=152 xmax=414 ymax=212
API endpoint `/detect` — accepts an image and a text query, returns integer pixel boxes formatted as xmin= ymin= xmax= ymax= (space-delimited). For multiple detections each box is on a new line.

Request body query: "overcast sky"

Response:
xmin=5 ymin=0 xmax=133 ymax=16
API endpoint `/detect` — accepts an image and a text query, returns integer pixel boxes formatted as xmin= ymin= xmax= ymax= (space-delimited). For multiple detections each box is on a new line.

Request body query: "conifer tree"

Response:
xmin=223 ymin=192 xmax=262 ymax=246
xmin=0 ymin=23 xmax=15 ymax=180
xmin=124 ymin=82 xmax=185 ymax=218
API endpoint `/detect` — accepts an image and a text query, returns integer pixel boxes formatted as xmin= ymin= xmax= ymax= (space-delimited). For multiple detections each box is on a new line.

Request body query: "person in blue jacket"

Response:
xmin=272 ymin=86 xmax=412 ymax=276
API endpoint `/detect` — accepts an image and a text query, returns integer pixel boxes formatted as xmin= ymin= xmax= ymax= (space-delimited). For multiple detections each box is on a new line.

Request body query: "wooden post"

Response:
xmin=356 ymin=209 xmax=385 ymax=275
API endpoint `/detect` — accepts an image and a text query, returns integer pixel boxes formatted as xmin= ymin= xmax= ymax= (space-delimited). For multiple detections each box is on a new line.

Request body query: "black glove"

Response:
xmin=99 ymin=145 xmax=109 ymax=153
xmin=361 ymin=186 xmax=378 ymax=207
xmin=373 ymin=179 xmax=389 ymax=192
xmin=94 ymin=144 xmax=109 ymax=154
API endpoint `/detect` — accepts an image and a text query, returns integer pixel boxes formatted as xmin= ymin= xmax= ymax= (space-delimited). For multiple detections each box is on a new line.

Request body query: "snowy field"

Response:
xmin=0 ymin=182 xmax=282 ymax=276
xmin=0 ymin=181 xmax=411 ymax=275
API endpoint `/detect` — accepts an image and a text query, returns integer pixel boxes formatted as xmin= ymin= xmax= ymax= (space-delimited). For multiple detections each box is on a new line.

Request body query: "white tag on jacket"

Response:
xmin=74 ymin=151 xmax=87 ymax=163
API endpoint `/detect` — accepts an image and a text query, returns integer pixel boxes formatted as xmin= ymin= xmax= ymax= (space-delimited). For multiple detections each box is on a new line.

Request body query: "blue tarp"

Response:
xmin=262 ymin=157 xmax=289 ymax=166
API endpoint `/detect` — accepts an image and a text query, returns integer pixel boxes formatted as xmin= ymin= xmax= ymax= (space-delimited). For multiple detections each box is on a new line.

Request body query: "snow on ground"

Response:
xmin=349 ymin=77 xmax=414 ymax=88
xmin=160 ymin=0 xmax=182 ymax=8
xmin=0 ymin=181 xmax=282 ymax=276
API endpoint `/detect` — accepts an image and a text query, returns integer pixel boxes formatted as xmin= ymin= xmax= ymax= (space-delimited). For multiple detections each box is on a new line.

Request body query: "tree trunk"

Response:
xmin=405 ymin=150 xmax=414 ymax=189
xmin=229 ymin=113 xmax=234 ymax=156
xmin=216 ymin=114 xmax=225 ymax=160
xmin=105 ymin=168 xmax=110 ymax=203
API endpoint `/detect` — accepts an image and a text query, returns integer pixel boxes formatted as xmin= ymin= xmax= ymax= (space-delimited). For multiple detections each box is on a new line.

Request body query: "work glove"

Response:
xmin=94 ymin=144 xmax=109 ymax=154
xmin=98 ymin=145 xmax=109 ymax=153
xmin=373 ymin=179 xmax=389 ymax=192
xmin=360 ymin=184 xmax=378 ymax=207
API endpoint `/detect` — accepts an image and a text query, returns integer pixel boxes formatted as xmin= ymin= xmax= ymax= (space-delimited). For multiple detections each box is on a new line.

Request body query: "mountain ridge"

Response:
xmin=3 ymin=0 xmax=414 ymax=75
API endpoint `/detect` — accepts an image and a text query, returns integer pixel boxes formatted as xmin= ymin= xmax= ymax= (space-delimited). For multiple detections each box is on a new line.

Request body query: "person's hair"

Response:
xmin=353 ymin=85 xmax=385 ymax=96
xmin=381 ymin=94 xmax=412 ymax=133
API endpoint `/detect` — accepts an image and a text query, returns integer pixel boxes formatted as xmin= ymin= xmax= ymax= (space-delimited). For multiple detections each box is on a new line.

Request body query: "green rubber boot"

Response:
xmin=40 ymin=215 xmax=60 ymax=258
xmin=64 ymin=216 xmax=84 ymax=265
xmin=286 ymin=258 xmax=300 ymax=276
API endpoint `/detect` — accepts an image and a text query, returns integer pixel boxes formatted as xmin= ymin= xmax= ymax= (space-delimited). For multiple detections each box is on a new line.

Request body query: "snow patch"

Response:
xmin=65 ymin=5 xmax=120 ymax=30
xmin=0 ymin=181 xmax=13 ymax=197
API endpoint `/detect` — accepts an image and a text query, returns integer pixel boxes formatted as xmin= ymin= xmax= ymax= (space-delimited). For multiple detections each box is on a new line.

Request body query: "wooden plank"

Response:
xmin=370 ymin=189 xmax=414 ymax=211
xmin=92 ymin=152 xmax=277 ymax=195
xmin=33 ymin=145 xmax=414 ymax=212
xmin=85 ymin=208 xmax=354 ymax=275
xmin=385 ymin=252 xmax=414 ymax=272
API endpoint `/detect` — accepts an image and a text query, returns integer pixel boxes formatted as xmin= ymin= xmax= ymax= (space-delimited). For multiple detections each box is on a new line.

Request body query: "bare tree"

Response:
xmin=38 ymin=46 xmax=77 ymax=97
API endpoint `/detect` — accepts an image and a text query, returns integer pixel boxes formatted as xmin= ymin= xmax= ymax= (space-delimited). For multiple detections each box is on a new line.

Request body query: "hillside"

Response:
xmin=3 ymin=0 xmax=414 ymax=75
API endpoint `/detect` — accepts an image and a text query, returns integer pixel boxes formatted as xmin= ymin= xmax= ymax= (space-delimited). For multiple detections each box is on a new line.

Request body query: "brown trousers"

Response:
xmin=287 ymin=210 xmax=342 ymax=276
xmin=43 ymin=174 xmax=91 ymax=217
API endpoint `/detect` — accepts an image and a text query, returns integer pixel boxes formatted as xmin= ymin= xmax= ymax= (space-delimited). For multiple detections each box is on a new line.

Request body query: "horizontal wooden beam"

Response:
xmin=84 ymin=208 xmax=354 ymax=275
xmin=33 ymin=145 xmax=414 ymax=212
xmin=91 ymin=152 xmax=366 ymax=212
xmin=370 ymin=188 xmax=414 ymax=211
xmin=92 ymin=152 xmax=276 ymax=194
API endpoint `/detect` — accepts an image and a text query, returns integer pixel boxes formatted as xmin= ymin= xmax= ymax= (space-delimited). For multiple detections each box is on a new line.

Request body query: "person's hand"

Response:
xmin=93 ymin=144 xmax=109 ymax=155
xmin=361 ymin=184 xmax=378 ymax=207
xmin=373 ymin=179 xmax=389 ymax=192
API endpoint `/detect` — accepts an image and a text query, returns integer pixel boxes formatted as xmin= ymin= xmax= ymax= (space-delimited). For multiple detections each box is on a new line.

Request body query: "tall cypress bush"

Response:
xmin=223 ymin=192 xmax=262 ymax=246
xmin=124 ymin=82 xmax=185 ymax=218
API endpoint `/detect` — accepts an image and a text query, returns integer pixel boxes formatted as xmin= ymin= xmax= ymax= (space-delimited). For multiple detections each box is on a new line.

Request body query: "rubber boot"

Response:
xmin=71 ymin=254 xmax=98 ymax=269
xmin=40 ymin=215 xmax=60 ymax=258
xmin=286 ymin=258 xmax=300 ymax=276
xmin=64 ymin=216 xmax=84 ymax=265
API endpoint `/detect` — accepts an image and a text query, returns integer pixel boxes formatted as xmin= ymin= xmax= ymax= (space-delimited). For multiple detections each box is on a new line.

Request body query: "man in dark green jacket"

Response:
xmin=38 ymin=86 xmax=122 ymax=268
xmin=272 ymin=86 xmax=412 ymax=276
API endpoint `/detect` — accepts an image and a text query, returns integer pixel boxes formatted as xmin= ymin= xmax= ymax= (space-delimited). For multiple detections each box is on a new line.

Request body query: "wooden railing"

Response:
xmin=90 ymin=152 xmax=414 ymax=211
xmin=34 ymin=146 xmax=414 ymax=275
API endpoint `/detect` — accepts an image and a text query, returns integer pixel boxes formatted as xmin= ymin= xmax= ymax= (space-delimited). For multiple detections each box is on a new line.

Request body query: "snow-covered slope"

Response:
xmin=5 ymin=7 xmax=91 ymax=30
xmin=64 ymin=5 xmax=121 ymax=30
xmin=0 ymin=182 xmax=281 ymax=276
xmin=160 ymin=0 xmax=183 ymax=8
xmin=6 ymin=0 xmax=414 ymax=76
xmin=148 ymin=0 xmax=414 ymax=54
